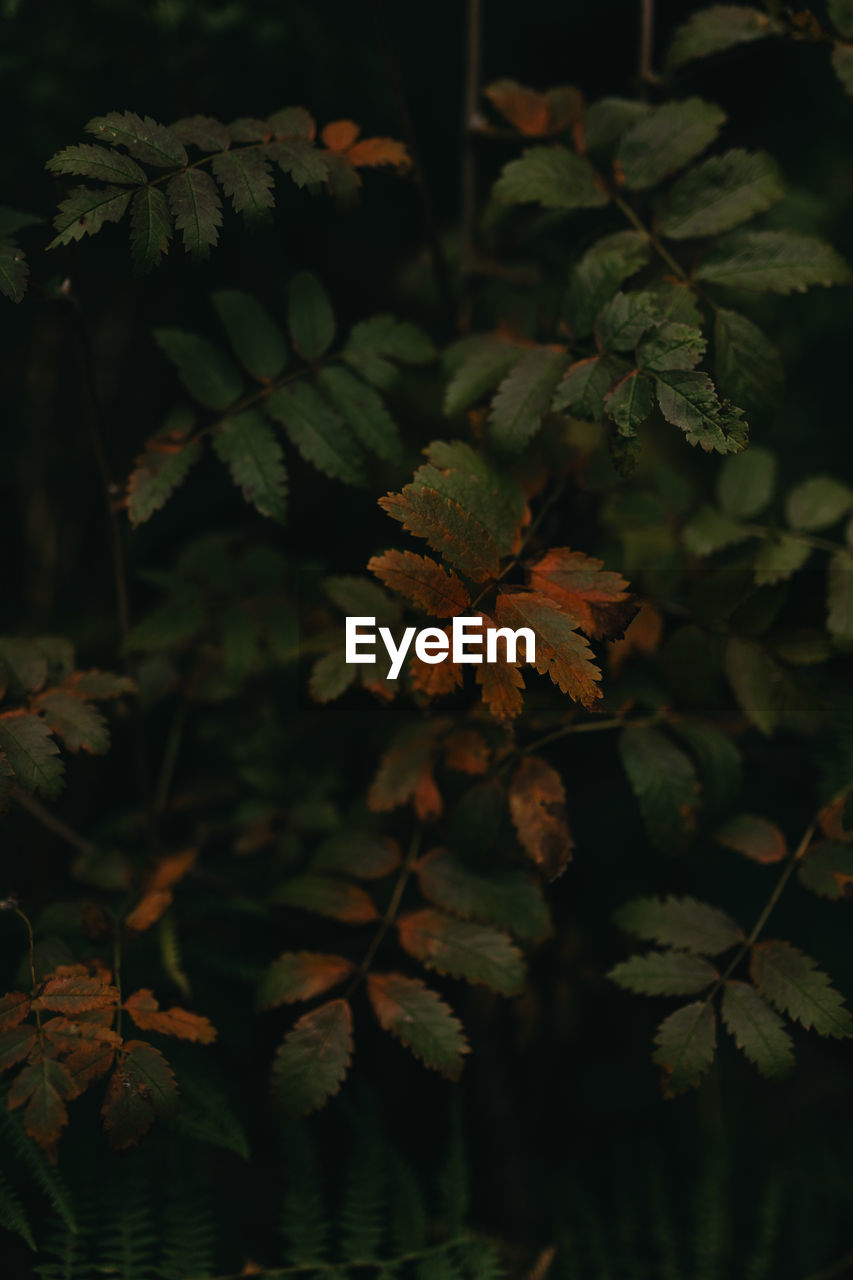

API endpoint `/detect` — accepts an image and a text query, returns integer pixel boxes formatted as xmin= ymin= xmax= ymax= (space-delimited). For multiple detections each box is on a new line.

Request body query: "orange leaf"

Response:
xmin=528 ymin=548 xmax=633 ymax=640
xmin=123 ymin=989 xmax=217 ymax=1043
xmin=368 ymin=722 xmax=447 ymax=816
xmin=0 ymin=992 xmax=31 ymax=1032
xmin=379 ymin=487 xmax=500 ymax=582
xmin=444 ymin=729 xmax=490 ymax=775
xmin=125 ymin=890 xmax=173 ymax=933
xmin=496 ymin=589 xmax=602 ymax=707
xmin=148 ymin=847 xmax=198 ymax=892
xmin=34 ymin=965 xmax=119 ymax=1014
xmin=509 ymin=755 xmax=573 ymax=880
xmin=818 ymin=793 xmax=853 ymax=843
xmin=608 ymin=602 xmax=664 ymax=676
xmin=414 ymin=767 xmax=442 ymax=822
xmin=368 ymin=551 xmax=470 ymax=617
xmin=257 ymin=952 xmax=354 ymax=1009
xmin=42 ymin=1017 xmax=120 ymax=1055
xmin=476 ymin=660 xmax=525 ymax=721
xmin=410 ymin=629 xmax=462 ymax=698
xmin=485 ymin=80 xmax=551 ymax=136
xmin=345 ymin=137 xmax=410 ymax=171
xmin=321 ymin=119 xmax=360 ymax=152
xmin=0 ymin=1025 xmax=37 ymax=1069
xmin=8 ymin=1056 xmax=78 ymax=1152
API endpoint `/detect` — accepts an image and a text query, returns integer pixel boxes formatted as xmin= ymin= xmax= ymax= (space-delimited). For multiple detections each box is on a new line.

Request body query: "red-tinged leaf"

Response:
xmin=818 ymin=793 xmax=852 ymax=843
xmin=122 ymin=990 xmax=216 ymax=1043
xmin=0 ymin=1025 xmax=36 ymax=1069
xmin=527 ymin=548 xmax=633 ymax=640
xmin=257 ymin=953 xmax=354 ymax=1010
xmin=345 ymin=137 xmax=410 ymax=171
xmin=8 ymin=1056 xmax=78 ymax=1151
xmin=271 ymin=998 xmax=353 ymax=1115
xmin=653 ymin=1001 xmax=717 ymax=1098
xmin=41 ymin=1017 xmax=120 ymax=1056
xmin=410 ymin=629 xmax=463 ymax=698
xmin=124 ymin=890 xmax=172 ymax=933
xmin=312 ymin=832 xmax=401 ymax=880
xmin=716 ymin=813 xmax=787 ymax=864
xmin=485 ymin=79 xmax=581 ymax=136
xmin=32 ymin=690 xmax=109 ymax=754
xmin=34 ymin=966 xmax=118 ymax=1014
xmin=379 ymin=487 xmax=501 ymax=582
xmin=368 ymin=551 xmax=470 ymax=617
xmin=126 ymin=430 xmax=202 ymax=526
xmin=63 ymin=1038 xmax=118 ymax=1092
xmin=147 ymin=847 xmax=198 ymax=892
xmin=367 ymin=722 xmax=446 ymax=815
xmin=608 ymin=601 xmax=664 ymax=675
xmin=508 ymin=754 xmax=573 ymax=880
xmin=367 ymin=972 xmax=469 ymax=1079
xmin=444 ymin=729 xmax=490 ymax=775
xmin=413 ymin=767 xmax=442 ymax=822
xmin=102 ymin=1041 xmax=178 ymax=1150
xmin=397 ymin=908 xmax=525 ymax=996
xmin=477 ymin=655 xmax=526 ymax=721
xmin=271 ymin=874 xmax=379 ymax=924
xmin=321 ymin=119 xmax=360 ymax=152
xmin=496 ymin=589 xmax=603 ymax=707
xmin=0 ymin=993 xmax=31 ymax=1033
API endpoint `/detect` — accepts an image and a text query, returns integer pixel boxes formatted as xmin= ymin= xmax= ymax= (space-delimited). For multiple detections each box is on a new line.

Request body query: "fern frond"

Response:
xmin=743 ymin=1171 xmax=785 ymax=1280
xmin=98 ymin=1165 xmax=156 ymax=1280
xmin=436 ymin=1103 xmax=469 ymax=1235
xmin=339 ymin=1105 xmax=388 ymax=1263
xmin=0 ymin=1164 xmax=35 ymax=1250
xmin=0 ymin=1106 xmax=76 ymax=1233
xmin=170 ymin=1050 xmax=250 ymax=1160
xmin=157 ymin=1176 xmax=216 ymax=1280
xmin=690 ymin=1133 xmax=730 ymax=1280
xmin=34 ymin=1196 xmax=97 ymax=1280
xmin=279 ymin=1121 xmax=329 ymax=1265
xmin=389 ymin=1152 xmax=427 ymax=1255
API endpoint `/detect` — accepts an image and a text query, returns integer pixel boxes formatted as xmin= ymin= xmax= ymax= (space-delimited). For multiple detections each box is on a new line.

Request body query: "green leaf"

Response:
xmin=36 ymin=692 xmax=109 ymax=754
xmin=595 ymin=290 xmax=661 ymax=351
xmin=615 ymin=98 xmax=726 ymax=190
xmin=488 ymin=347 xmax=568 ymax=451
xmin=380 ymin=485 xmax=501 ymax=582
xmin=831 ymin=0 xmax=853 ymax=34
xmin=397 ymin=908 xmax=525 ymax=996
xmin=609 ymin=950 xmax=718 ymax=996
xmin=798 ymin=842 xmax=853 ymax=900
xmin=673 ymin=722 xmax=742 ymax=819
xmin=618 ymin=726 xmax=699 ymax=853
xmin=653 ymin=1001 xmax=717 ymax=1096
xmin=0 ymin=638 xmax=48 ymax=695
xmin=324 ymin=574 xmax=400 ymax=624
xmin=0 ymin=713 xmax=64 ymax=798
xmin=166 ymin=169 xmax=222 ymax=258
xmin=696 ymin=230 xmax=851 ymax=293
xmin=153 ymin=329 xmax=243 ymax=410
xmin=750 ymin=941 xmax=853 ymax=1038
xmin=552 ymin=354 xmax=631 ymax=421
xmin=667 ymin=6 xmax=779 ymax=69
xmin=129 ymin=186 xmax=172 ymax=270
xmin=210 ymin=149 xmax=276 ymax=220
xmin=312 ymin=831 xmax=400 ymax=880
xmin=493 ymin=145 xmax=607 ymax=209
xmin=0 ymin=237 xmax=28 ymax=302
xmin=367 ymin=973 xmax=468 ymax=1079
xmin=256 ymin=952 xmax=353 ymax=1009
xmin=657 ymin=150 xmax=783 ymax=239
xmin=604 ymin=370 xmax=653 ymax=435
xmin=309 ymin=650 xmax=357 ymax=703
xmin=443 ymin=337 xmax=523 ymax=417
xmin=716 ymin=813 xmax=787 ymax=864
xmin=615 ymin=895 xmax=743 ymax=955
xmin=343 ymin=314 xmax=436 ymax=388
xmin=786 ymin=476 xmax=853 ymax=531
xmin=271 ymin=874 xmax=378 ymax=924
xmin=46 ymin=143 xmax=146 ymax=184
xmin=48 ymin=185 xmax=131 ymax=249
xmin=682 ymin=504 xmax=750 ymax=555
xmin=721 ymin=981 xmax=794 ymax=1078
xmin=717 ymin=446 xmax=776 ymax=519
xmin=0 ymin=1167 xmax=34 ymax=1250
xmin=582 ymin=98 xmax=650 ymax=152
xmin=566 ymin=230 xmax=651 ymax=338
xmin=102 ymin=1041 xmax=178 ymax=1149
xmin=268 ymin=138 xmax=330 ymax=188
xmin=724 ymin=636 xmax=783 ymax=735
xmin=714 ymin=309 xmax=783 ymax=418
xmin=638 ymin=323 xmax=706 ymax=372
xmin=272 ymin=999 xmax=353 ymax=1115
xmin=288 ymin=272 xmax=335 ymax=362
xmin=419 ymin=440 xmax=526 ymax=558
xmin=654 ymin=369 xmax=747 ymax=454
xmin=827 ymin=551 xmax=853 ymax=642
xmin=212 ymin=289 xmax=288 ymax=380
xmin=415 ymin=848 xmax=551 ymax=942
xmin=213 ymin=410 xmax=288 ymax=522
xmin=831 ymin=41 xmax=853 ymax=97
xmin=86 ymin=110 xmax=188 ymax=167
xmin=127 ymin=423 xmax=201 ymax=526
xmin=317 ymin=366 xmax=401 ymax=462
xmin=753 ymin=534 xmax=810 ymax=587
xmin=170 ymin=114 xmax=231 ymax=150
xmin=266 ymin=383 xmax=366 ymax=487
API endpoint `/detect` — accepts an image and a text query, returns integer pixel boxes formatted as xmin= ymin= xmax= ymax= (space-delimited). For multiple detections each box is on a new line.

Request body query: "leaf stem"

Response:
xmin=346 ymin=823 xmax=423 ymax=996
xmin=13 ymin=906 xmax=42 ymax=1037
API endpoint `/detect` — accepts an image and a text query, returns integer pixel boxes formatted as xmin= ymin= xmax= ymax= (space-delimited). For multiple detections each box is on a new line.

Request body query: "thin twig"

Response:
xmin=470 ymin=477 xmax=568 ymax=611
xmin=460 ymin=0 xmax=483 ymax=272
xmin=519 ymin=712 xmax=662 ymax=758
xmin=637 ymin=0 xmax=657 ymax=93
xmin=155 ymin=699 xmax=189 ymax=814
xmin=345 ymin=824 xmax=423 ymax=998
xmin=13 ymin=787 xmax=98 ymax=858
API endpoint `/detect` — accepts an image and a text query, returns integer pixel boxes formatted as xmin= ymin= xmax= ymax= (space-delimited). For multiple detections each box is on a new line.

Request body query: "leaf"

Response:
xmin=716 ymin=813 xmax=787 ymax=864
xmin=552 ymin=354 xmax=631 ymax=421
xmin=443 ymin=337 xmax=523 ymax=417
xmin=0 ymin=993 xmax=31 ymax=1033
xmin=657 ymin=150 xmax=783 ymax=240
xmin=493 ymin=146 xmax=607 ymax=209
xmin=528 ymin=548 xmax=632 ymax=639
xmin=566 ymin=231 xmax=651 ymax=338
xmin=86 ymin=110 xmax=187 ymax=166
xmin=0 ymin=712 xmax=64 ymax=798
xmin=309 ymin=651 xmax=356 ymax=704
xmin=476 ymin=659 xmax=525 ymax=723
xmin=33 ymin=691 xmax=109 ymax=753
xmin=831 ymin=41 xmax=853 ymax=97
xmin=653 ymin=1001 xmax=717 ymax=1097
xmin=655 ymin=369 xmax=747 ymax=455
xmin=213 ymin=410 xmax=288 ymax=522
xmin=212 ymin=289 xmax=288 ymax=380
xmin=443 ymin=729 xmax=490 ymax=774
xmin=717 ymin=446 xmax=776 ymax=519
xmin=484 ymin=79 xmax=580 ymax=136
xmin=8 ymin=1058 xmax=77 ymax=1151
xmin=268 ymin=138 xmax=330 ymax=188
xmin=0 ymin=1025 xmax=36 ymax=1069
xmin=488 ymin=347 xmax=568 ymax=452
xmin=615 ymin=99 xmax=726 ymax=190
xmin=637 ymin=324 xmax=706 ymax=373
xmin=724 ymin=636 xmax=781 ymax=736
xmin=595 ymin=290 xmax=661 ymax=351
xmin=797 ymin=842 xmax=853 ymax=899
xmin=271 ymin=874 xmax=378 ymax=924
xmin=317 ymin=366 xmax=401 ymax=462
xmin=368 ymin=551 xmax=470 ymax=617
xmin=496 ymin=590 xmax=602 ymax=706
xmin=324 ymin=574 xmax=400 ymax=624
xmin=34 ymin=966 xmax=118 ymax=1013
xmin=46 ymin=143 xmax=146 ymax=184
xmin=124 ymin=890 xmax=172 ymax=932
xmin=367 ymin=723 xmax=444 ymax=819
xmin=721 ymin=981 xmax=794 ymax=1078
xmin=614 ymin=895 xmax=743 ymax=955
xmin=379 ymin=486 xmax=500 ymax=582
xmin=417 ymin=440 xmax=527 ymax=557
xmin=667 ymin=6 xmax=779 ymax=68
xmin=619 ymin=726 xmax=699 ymax=853
xmin=682 ymin=504 xmax=750 ymax=555
xmin=153 ymin=329 xmax=243 ymax=410
xmin=288 ymin=272 xmax=335 ymax=361
xmin=415 ymin=848 xmax=550 ymax=941
xmin=123 ymin=990 xmax=216 ymax=1043
xmin=266 ymin=384 xmax=366 ymax=487
xmin=171 ymin=114 xmax=231 ymax=150
xmin=102 ymin=1040 xmax=178 ymax=1149
xmin=750 ymin=941 xmax=853 ymax=1038
xmin=367 ymin=973 xmax=469 ymax=1079
xmin=312 ymin=832 xmax=401 ymax=880
xmin=508 ymin=755 xmax=573 ymax=880
xmin=696 ymin=230 xmax=851 ymax=293
xmin=271 ymin=998 xmax=353 ymax=1114
xmin=166 ymin=169 xmax=222 ymax=258
xmin=397 ymin=909 xmax=525 ymax=996
xmin=582 ymin=98 xmax=650 ymax=152
xmin=210 ymin=149 xmax=276 ymax=220
xmin=609 ymin=950 xmax=718 ymax=996
xmin=830 ymin=0 xmax=853 ymax=36
xmin=343 ymin=136 xmax=410 ymax=171
xmin=343 ymin=314 xmax=436 ymax=387
xmin=0 ymin=235 xmax=29 ymax=303
xmin=257 ymin=953 xmax=353 ymax=1009
xmin=753 ymin=534 xmax=810 ymax=587
xmin=129 ymin=186 xmax=172 ymax=270
xmin=786 ymin=476 xmax=853 ymax=532
xmin=827 ymin=551 xmax=853 ymax=642
xmin=48 ymin=185 xmax=131 ymax=249
xmin=714 ymin=309 xmax=783 ymax=418
xmin=126 ymin=422 xmax=202 ymax=526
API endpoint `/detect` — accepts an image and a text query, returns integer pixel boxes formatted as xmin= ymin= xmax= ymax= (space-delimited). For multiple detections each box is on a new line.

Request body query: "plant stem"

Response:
xmin=637 ymin=0 xmax=656 ymax=93
xmin=520 ymin=712 xmax=662 ymax=758
xmin=13 ymin=787 xmax=98 ymax=858
xmin=347 ymin=824 xmax=423 ymax=996
xmin=741 ymin=522 xmax=848 ymax=556
xmin=470 ymin=477 xmax=567 ymax=611
xmin=460 ymin=0 xmax=483 ymax=271
xmin=13 ymin=907 xmax=42 ymax=1036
